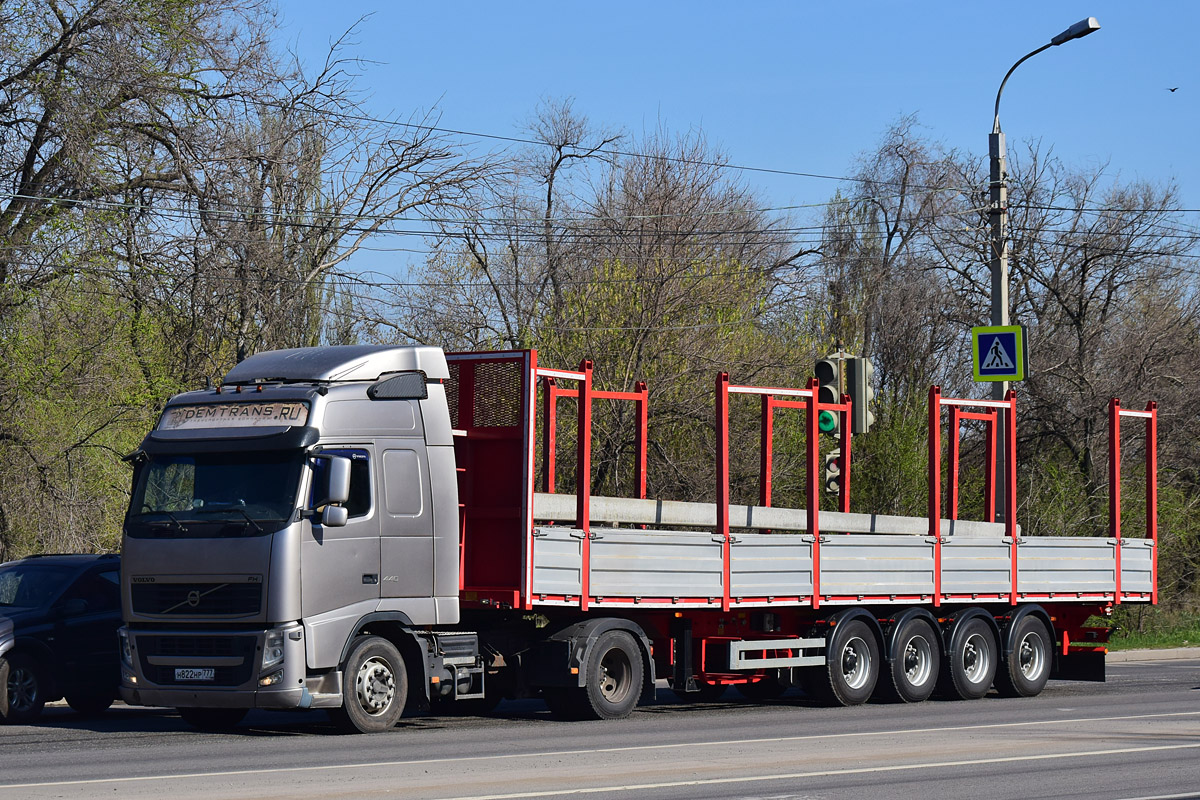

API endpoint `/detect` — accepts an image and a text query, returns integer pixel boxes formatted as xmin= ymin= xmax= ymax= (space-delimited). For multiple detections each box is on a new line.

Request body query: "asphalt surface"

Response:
xmin=1 ymin=650 xmax=1198 ymax=800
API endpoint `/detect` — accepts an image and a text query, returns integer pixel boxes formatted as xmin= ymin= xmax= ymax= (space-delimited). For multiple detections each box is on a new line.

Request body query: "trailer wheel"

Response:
xmin=66 ymin=688 xmax=116 ymax=716
xmin=545 ymin=630 xmax=643 ymax=720
xmin=177 ymin=707 xmax=248 ymax=731
xmin=879 ymin=618 xmax=940 ymax=703
xmin=941 ymin=618 xmax=997 ymax=700
xmin=328 ymin=636 xmax=408 ymax=733
xmin=995 ymin=616 xmax=1051 ymax=698
xmin=2 ymin=653 xmax=46 ymax=724
xmin=810 ymin=619 xmax=879 ymax=706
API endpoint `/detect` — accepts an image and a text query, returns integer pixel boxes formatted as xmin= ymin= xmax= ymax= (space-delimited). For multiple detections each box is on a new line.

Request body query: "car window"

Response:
xmin=311 ymin=449 xmax=372 ymax=518
xmin=0 ymin=565 xmax=76 ymax=608
xmin=59 ymin=568 xmax=121 ymax=613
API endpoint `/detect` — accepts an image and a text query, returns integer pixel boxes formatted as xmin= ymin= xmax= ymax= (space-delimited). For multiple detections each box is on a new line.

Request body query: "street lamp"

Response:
xmin=988 ymin=17 xmax=1099 ymax=523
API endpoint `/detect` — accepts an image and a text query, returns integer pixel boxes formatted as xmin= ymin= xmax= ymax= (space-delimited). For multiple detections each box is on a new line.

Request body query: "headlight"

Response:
xmin=118 ymin=629 xmax=133 ymax=666
xmin=261 ymin=629 xmax=285 ymax=671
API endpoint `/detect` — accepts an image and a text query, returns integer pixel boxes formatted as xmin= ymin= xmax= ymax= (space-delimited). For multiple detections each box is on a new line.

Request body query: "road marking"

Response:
xmin=430 ymin=743 xmax=1200 ymax=800
xmin=3 ymin=710 xmax=1199 ymax=790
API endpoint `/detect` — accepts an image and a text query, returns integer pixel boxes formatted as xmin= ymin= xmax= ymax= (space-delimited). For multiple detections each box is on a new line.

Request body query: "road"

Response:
xmin=1 ymin=655 xmax=1198 ymax=800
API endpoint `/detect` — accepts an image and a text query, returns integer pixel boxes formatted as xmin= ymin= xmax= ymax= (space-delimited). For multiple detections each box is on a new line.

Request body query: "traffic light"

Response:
xmin=824 ymin=447 xmax=842 ymax=494
xmin=814 ymin=357 xmax=842 ymax=436
xmin=846 ymin=357 xmax=875 ymax=434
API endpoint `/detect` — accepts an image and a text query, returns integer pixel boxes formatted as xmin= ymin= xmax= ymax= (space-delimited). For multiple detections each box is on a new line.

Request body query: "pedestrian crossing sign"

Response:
xmin=972 ymin=325 xmax=1026 ymax=382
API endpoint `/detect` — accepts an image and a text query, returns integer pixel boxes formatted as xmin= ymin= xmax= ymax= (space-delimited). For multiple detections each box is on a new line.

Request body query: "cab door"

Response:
xmin=301 ymin=448 xmax=381 ymax=619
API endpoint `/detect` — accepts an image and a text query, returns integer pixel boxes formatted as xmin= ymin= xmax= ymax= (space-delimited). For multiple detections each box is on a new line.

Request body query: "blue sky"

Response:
xmin=279 ymin=1 xmax=1200 ymax=213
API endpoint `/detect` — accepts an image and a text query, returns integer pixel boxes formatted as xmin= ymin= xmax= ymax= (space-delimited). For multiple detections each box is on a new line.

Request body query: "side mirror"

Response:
xmin=321 ymin=505 xmax=349 ymax=528
xmin=312 ymin=454 xmax=351 ymax=507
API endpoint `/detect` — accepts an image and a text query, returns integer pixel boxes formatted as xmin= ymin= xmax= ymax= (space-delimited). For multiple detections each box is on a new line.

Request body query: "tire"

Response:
xmin=328 ymin=636 xmax=408 ymax=734
xmin=878 ymin=618 xmax=940 ymax=703
xmin=735 ymin=673 xmax=788 ymax=701
xmin=177 ymin=707 xmax=248 ymax=731
xmin=66 ymin=688 xmax=116 ymax=716
xmin=809 ymin=619 xmax=880 ymax=706
xmin=941 ymin=617 xmax=998 ymax=700
xmin=3 ymin=653 xmax=46 ymax=724
xmin=995 ymin=616 xmax=1052 ymax=698
xmin=545 ymin=630 xmax=643 ymax=720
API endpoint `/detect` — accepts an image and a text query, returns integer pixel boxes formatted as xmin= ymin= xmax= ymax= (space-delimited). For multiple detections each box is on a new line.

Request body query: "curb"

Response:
xmin=1106 ymin=647 xmax=1200 ymax=663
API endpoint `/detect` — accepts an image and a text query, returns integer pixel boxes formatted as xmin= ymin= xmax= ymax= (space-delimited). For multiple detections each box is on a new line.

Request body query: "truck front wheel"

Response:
xmin=329 ymin=636 xmax=408 ymax=734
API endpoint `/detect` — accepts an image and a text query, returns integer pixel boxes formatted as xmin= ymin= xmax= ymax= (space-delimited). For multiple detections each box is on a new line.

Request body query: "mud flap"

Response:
xmin=1052 ymin=651 xmax=1106 ymax=682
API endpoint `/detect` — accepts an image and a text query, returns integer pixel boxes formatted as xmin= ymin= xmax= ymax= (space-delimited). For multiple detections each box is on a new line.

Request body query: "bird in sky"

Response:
xmin=1167 ymin=87 xmax=1179 ymax=92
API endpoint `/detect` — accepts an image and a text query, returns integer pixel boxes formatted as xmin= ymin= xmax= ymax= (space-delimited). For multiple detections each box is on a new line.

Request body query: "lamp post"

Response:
xmin=989 ymin=17 xmax=1100 ymax=523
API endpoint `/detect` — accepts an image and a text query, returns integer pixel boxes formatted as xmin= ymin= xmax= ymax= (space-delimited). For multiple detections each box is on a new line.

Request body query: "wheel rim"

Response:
xmin=354 ymin=656 xmax=396 ymax=716
xmin=7 ymin=666 xmax=38 ymax=712
xmin=962 ymin=632 xmax=991 ymax=684
xmin=598 ymin=647 xmax=633 ymax=703
xmin=1017 ymin=631 xmax=1045 ymax=680
xmin=841 ymin=636 xmax=872 ymax=690
xmin=902 ymin=634 xmax=933 ymax=687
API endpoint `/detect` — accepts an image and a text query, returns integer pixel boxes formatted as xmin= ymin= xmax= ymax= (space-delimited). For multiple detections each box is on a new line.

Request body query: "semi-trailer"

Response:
xmin=118 ymin=345 xmax=1156 ymax=732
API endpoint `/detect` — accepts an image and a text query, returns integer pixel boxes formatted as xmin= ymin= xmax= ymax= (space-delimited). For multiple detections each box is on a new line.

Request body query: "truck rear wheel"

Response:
xmin=941 ymin=617 xmax=997 ymax=700
xmin=809 ymin=619 xmax=879 ymax=706
xmin=995 ymin=616 xmax=1051 ymax=697
xmin=879 ymin=618 xmax=940 ymax=703
xmin=329 ymin=635 xmax=408 ymax=734
xmin=545 ymin=630 xmax=643 ymax=720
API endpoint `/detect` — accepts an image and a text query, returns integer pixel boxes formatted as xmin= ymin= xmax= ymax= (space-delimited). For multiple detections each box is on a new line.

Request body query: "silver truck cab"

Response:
xmin=119 ymin=346 xmax=462 ymax=722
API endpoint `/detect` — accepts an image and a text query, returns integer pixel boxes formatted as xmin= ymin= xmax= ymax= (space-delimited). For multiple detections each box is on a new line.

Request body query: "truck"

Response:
xmin=117 ymin=346 xmax=1158 ymax=732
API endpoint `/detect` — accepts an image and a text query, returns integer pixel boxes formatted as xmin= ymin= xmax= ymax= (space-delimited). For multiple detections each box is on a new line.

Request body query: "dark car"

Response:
xmin=0 ymin=554 xmax=121 ymax=723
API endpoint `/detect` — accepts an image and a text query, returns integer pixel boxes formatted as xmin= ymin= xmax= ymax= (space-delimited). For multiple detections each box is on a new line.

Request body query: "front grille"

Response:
xmin=131 ymin=582 xmax=262 ymax=616
xmin=137 ymin=634 xmax=258 ymax=687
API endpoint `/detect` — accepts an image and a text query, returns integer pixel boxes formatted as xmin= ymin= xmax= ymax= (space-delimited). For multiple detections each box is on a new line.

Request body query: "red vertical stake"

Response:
xmin=524 ymin=350 xmax=539 ymax=611
xmin=1146 ymin=401 xmax=1158 ymax=605
xmin=983 ymin=414 xmax=996 ymax=523
xmin=542 ymin=377 xmax=557 ymax=493
xmin=807 ymin=378 xmax=821 ymax=609
xmin=636 ymin=381 xmax=648 ymax=500
xmin=760 ymin=395 xmax=774 ymax=507
xmin=928 ymin=386 xmax=942 ymax=607
xmin=1110 ymin=398 xmax=1122 ymax=605
xmin=948 ymin=406 xmax=961 ymax=521
xmin=577 ymin=360 xmax=593 ymax=611
xmin=716 ymin=373 xmax=731 ymax=612
xmin=1006 ymin=389 xmax=1018 ymax=606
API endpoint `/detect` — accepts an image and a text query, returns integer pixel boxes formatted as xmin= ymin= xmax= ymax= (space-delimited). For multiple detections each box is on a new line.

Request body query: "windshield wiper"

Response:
xmin=140 ymin=509 xmax=189 ymax=534
xmin=193 ymin=504 xmax=263 ymax=533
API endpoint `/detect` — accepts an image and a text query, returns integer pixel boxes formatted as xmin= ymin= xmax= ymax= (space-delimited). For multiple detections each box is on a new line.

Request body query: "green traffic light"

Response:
xmin=818 ymin=410 xmax=837 ymax=433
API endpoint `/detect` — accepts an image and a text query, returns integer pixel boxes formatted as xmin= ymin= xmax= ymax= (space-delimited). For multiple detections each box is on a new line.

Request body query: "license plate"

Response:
xmin=175 ymin=668 xmax=215 ymax=681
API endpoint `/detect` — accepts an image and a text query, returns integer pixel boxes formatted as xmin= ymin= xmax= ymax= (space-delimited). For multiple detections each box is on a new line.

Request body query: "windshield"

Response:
xmin=0 ymin=564 xmax=76 ymax=608
xmin=126 ymin=451 xmax=303 ymax=538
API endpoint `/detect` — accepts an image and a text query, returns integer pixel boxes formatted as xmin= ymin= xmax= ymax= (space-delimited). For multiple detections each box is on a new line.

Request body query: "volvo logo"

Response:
xmin=186 ymin=590 xmax=201 ymax=607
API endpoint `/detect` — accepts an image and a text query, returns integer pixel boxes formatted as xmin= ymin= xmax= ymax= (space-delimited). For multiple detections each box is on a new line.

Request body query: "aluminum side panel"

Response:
xmin=820 ymin=535 xmax=935 ymax=597
xmin=941 ymin=537 xmax=1012 ymax=595
xmin=730 ymin=534 xmax=812 ymax=597
xmin=589 ymin=530 xmax=723 ymax=598
xmin=1121 ymin=540 xmax=1154 ymax=593
xmin=1018 ymin=538 xmax=1117 ymax=594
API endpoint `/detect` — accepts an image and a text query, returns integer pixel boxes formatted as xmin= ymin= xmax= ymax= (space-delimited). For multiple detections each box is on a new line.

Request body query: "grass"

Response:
xmin=1091 ymin=607 xmax=1200 ymax=651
